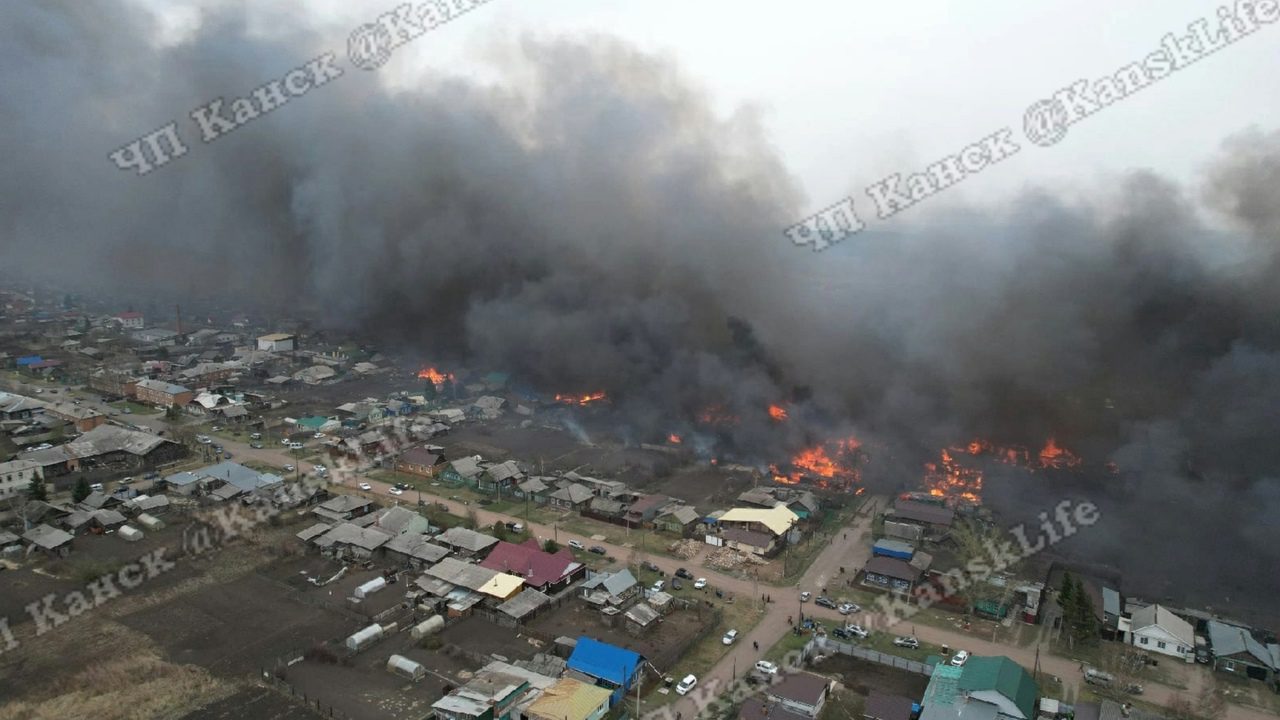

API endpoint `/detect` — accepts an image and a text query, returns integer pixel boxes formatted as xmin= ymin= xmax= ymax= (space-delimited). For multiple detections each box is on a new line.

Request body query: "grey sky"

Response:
xmin=140 ymin=0 xmax=1280 ymax=224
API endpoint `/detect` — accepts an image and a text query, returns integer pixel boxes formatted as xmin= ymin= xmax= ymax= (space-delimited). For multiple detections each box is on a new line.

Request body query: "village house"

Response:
xmin=480 ymin=460 xmax=525 ymax=495
xmin=919 ymin=657 xmax=1037 ymax=720
xmin=22 ymin=523 xmax=74 ymax=558
xmin=311 ymin=494 xmax=376 ymax=522
xmin=441 ymin=456 xmax=484 ymax=487
xmin=549 ymin=482 xmax=594 ymax=510
xmin=579 ymin=568 xmax=640 ymax=608
xmin=1207 ymin=620 xmax=1279 ymax=684
xmin=435 ymin=526 xmax=500 ymax=559
xmin=861 ymin=556 xmax=927 ymax=594
xmin=480 ymin=539 xmax=586 ymax=593
xmin=112 ymin=311 xmax=144 ymax=329
xmin=655 ymin=505 xmax=701 ymax=536
xmin=764 ymin=672 xmax=834 ymax=719
xmin=0 ymin=459 xmax=43 ymax=500
xmin=623 ymin=494 xmax=670 ymax=527
xmin=256 ymin=333 xmax=295 ymax=352
xmin=565 ymin=636 xmax=643 ymax=707
xmin=713 ymin=505 xmax=799 ymax=556
xmin=23 ymin=425 xmax=185 ymax=486
xmin=312 ymin=523 xmax=393 ymax=561
xmin=514 ymin=476 xmax=553 ymax=503
xmin=134 ymin=378 xmax=194 ymax=408
xmin=525 ymin=677 xmax=612 ymax=720
xmin=42 ymin=400 xmax=107 ymax=432
xmin=887 ymin=499 xmax=954 ymax=541
xmin=1125 ymin=604 xmax=1195 ymax=662
xmin=384 ymin=533 xmax=450 ymax=569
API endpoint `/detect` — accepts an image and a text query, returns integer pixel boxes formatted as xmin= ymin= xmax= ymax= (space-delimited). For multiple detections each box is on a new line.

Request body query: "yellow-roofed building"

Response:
xmin=478 ymin=572 xmax=525 ymax=601
xmin=718 ymin=505 xmax=799 ymax=536
xmin=526 ymin=678 xmax=612 ymax=720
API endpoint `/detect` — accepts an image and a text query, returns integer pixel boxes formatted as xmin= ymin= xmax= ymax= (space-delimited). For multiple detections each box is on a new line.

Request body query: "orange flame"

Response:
xmin=768 ymin=404 xmax=789 ymax=422
xmin=417 ymin=367 xmax=454 ymax=385
xmin=555 ymin=391 xmax=607 ymax=406
xmin=1038 ymin=438 xmax=1082 ymax=469
xmin=668 ymin=433 xmax=683 ymax=444
xmin=771 ymin=436 xmax=863 ymax=489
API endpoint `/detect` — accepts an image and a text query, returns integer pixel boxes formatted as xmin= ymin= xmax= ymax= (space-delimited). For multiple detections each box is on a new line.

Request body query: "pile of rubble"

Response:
xmin=668 ymin=539 xmax=702 ymax=559
xmin=705 ymin=546 xmax=767 ymax=570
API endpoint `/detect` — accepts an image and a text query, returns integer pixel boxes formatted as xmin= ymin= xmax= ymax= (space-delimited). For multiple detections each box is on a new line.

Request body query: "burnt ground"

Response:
xmin=439 ymin=423 xmax=759 ymax=510
xmin=630 ymin=466 xmax=759 ymax=509
xmin=529 ymin=600 xmax=705 ymax=670
xmin=118 ymin=569 xmax=357 ymax=677
xmin=179 ymin=687 xmax=323 ymax=720
xmin=810 ymin=653 xmax=932 ymax=700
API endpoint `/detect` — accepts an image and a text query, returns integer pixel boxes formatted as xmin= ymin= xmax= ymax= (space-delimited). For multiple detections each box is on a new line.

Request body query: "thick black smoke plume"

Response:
xmin=1 ymin=1 xmax=1277 ymax=624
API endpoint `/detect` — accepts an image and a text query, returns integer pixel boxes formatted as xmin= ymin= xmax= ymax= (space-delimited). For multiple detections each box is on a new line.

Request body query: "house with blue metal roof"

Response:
xmin=565 ymin=636 xmax=642 ymax=707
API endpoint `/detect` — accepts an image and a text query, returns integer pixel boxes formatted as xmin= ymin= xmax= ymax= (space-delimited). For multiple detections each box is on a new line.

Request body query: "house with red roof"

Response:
xmin=480 ymin=538 xmax=586 ymax=593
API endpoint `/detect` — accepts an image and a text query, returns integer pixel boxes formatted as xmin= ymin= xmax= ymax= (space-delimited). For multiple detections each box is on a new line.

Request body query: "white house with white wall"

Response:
xmin=0 ymin=459 xmax=44 ymax=500
xmin=1128 ymin=604 xmax=1195 ymax=662
xmin=257 ymin=333 xmax=296 ymax=352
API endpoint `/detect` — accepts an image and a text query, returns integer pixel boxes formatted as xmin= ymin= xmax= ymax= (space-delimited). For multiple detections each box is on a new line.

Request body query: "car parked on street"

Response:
xmin=675 ymin=568 xmax=694 ymax=580
xmin=567 ymin=540 xmax=585 ymax=550
xmin=694 ymin=578 xmax=707 ymax=589
xmin=676 ymin=675 xmax=697 ymax=695
xmin=283 ymin=464 xmax=295 ymax=472
xmin=588 ymin=545 xmax=607 ymax=555
xmin=722 ymin=629 xmax=739 ymax=645
xmin=754 ymin=660 xmax=779 ymax=675
xmin=250 ymin=442 xmax=264 ymax=449
xmin=389 ymin=487 xmax=404 ymax=495
xmin=893 ymin=635 xmax=920 ymax=649
xmin=837 ymin=602 xmax=860 ymax=615
xmin=800 ymin=591 xmax=811 ymax=602
xmin=358 ymin=482 xmax=372 ymax=491
xmin=815 ymin=596 xmax=837 ymax=609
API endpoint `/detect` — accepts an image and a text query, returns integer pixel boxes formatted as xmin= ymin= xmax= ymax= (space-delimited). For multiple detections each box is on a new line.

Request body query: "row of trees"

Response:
xmin=1058 ymin=571 xmax=1101 ymax=646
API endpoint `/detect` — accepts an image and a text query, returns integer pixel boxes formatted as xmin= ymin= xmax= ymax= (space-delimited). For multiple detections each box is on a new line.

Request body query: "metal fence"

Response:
xmin=816 ymin=638 xmax=935 ymax=676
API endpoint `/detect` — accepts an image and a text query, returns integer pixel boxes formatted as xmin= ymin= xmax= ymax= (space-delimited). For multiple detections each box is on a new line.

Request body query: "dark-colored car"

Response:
xmin=671 ymin=578 xmax=682 ymax=590
xmin=815 ymin=596 xmax=837 ymax=609
xmin=588 ymin=545 xmax=608 ymax=555
xmin=642 ymin=561 xmax=661 ymax=572
xmin=675 ymin=568 xmax=694 ymax=580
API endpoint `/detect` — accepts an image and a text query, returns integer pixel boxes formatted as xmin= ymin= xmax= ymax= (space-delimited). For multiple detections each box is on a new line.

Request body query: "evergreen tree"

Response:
xmin=423 ymin=381 xmax=438 ymax=403
xmin=26 ymin=477 xmax=48 ymax=502
xmin=1058 ymin=572 xmax=1076 ymax=609
xmin=1072 ymin=587 xmax=1100 ymax=643
xmin=73 ymin=477 xmax=92 ymax=503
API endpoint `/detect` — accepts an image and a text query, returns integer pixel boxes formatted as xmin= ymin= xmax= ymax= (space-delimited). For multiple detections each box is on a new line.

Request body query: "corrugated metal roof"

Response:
xmin=526 ymin=678 xmax=612 ymax=720
xmin=566 ymin=636 xmax=641 ymax=685
xmin=718 ymin=505 xmax=799 ymax=536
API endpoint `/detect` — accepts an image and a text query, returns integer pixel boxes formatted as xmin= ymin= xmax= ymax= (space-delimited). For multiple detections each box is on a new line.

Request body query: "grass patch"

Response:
xmin=764 ymin=629 xmax=812 ymax=664
xmin=857 ymin=628 xmax=945 ymax=663
xmin=645 ymin=598 xmax=767 ymax=708
xmin=108 ymin=400 xmax=161 ymax=415
xmin=780 ymin=500 xmax=863 ymax=585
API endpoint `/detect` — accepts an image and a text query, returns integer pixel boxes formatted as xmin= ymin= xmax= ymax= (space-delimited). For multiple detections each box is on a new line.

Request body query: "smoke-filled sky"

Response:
xmin=2 ymin=1 xmax=1278 ymax=624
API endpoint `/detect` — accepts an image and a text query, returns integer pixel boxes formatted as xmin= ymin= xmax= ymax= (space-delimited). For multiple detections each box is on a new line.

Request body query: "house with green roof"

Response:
xmin=920 ymin=657 xmax=1037 ymax=720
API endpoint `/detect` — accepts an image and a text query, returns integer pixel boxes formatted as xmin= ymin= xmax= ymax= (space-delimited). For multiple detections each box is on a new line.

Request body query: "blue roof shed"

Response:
xmin=566 ymin=636 xmax=642 ymax=706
